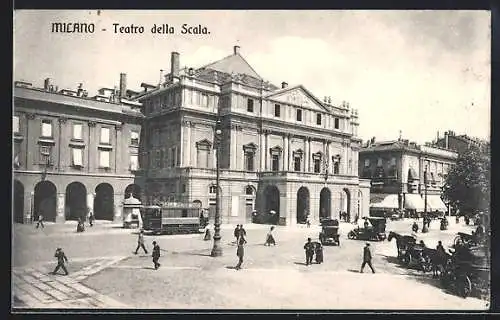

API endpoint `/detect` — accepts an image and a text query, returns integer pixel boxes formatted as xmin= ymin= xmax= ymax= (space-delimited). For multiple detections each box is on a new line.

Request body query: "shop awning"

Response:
xmin=370 ymin=193 xmax=399 ymax=209
xmin=426 ymin=195 xmax=448 ymax=212
xmin=404 ymin=194 xmax=425 ymax=211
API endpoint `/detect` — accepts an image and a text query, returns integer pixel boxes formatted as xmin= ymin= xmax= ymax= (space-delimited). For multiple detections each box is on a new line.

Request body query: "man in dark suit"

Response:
xmin=304 ymin=238 xmax=315 ymax=266
xmin=235 ymin=236 xmax=247 ymax=270
xmin=51 ymin=248 xmax=69 ymax=275
xmin=36 ymin=214 xmax=45 ymax=229
xmin=360 ymin=243 xmax=375 ymax=273
xmin=152 ymin=241 xmax=161 ymax=270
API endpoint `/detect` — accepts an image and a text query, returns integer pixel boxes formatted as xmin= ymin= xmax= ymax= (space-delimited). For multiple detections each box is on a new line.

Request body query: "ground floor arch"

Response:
xmin=34 ymin=180 xmax=57 ymax=222
xmin=65 ymin=182 xmax=87 ymax=221
xmin=357 ymin=190 xmax=363 ymax=220
xmin=296 ymin=186 xmax=310 ymax=224
xmin=320 ymin=187 xmax=331 ymax=219
xmin=341 ymin=188 xmax=351 ymax=221
xmin=94 ymin=183 xmax=114 ymax=220
xmin=13 ymin=180 xmax=24 ymax=223
xmin=264 ymin=185 xmax=280 ymax=225
xmin=124 ymin=184 xmax=142 ymax=199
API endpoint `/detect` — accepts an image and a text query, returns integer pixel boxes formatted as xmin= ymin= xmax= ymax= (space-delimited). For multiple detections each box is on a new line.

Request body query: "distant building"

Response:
xmin=133 ymin=46 xmax=371 ymax=226
xmin=433 ymin=130 xmax=490 ymax=155
xmin=358 ymin=138 xmax=457 ymax=217
xmin=13 ymin=76 xmax=144 ymax=224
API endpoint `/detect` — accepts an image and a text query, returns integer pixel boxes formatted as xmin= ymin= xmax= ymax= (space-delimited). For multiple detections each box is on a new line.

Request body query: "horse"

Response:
xmin=422 ymin=247 xmax=452 ymax=278
xmin=388 ymin=231 xmax=417 ymax=259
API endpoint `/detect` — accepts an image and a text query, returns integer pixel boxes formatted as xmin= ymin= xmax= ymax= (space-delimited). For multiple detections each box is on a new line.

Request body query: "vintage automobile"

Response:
xmin=347 ymin=217 xmax=387 ymax=241
xmin=400 ymin=242 xmax=433 ymax=272
xmin=319 ymin=218 xmax=340 ymax=246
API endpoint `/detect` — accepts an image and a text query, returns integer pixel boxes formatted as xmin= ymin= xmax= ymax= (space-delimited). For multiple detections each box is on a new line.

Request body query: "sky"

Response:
xmin=13 ymin=10 xmax=491 ymax=144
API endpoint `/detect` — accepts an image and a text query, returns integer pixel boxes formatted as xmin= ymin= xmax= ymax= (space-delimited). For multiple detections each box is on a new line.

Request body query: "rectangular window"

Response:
xmin=334 ymin=118 xmax=340 ymax=129
xmin=202 ymin=94 xmax=208 ymax=107
xmin=364 ymin=159 xmax=370 ymax=167
xmin=99 ymin=150 xmax=110 ymax=168
xmin=390 ymin=157 xmax=396 ymax=166
xmin=131 ymin=130 xmax=139 ymax=145
xmin=71 ymin=148 xmax=83 ymax=167
xmin=155 ymin=150 xmax=161 ymax=168
xmin=296 ymin=109 xmax=302 ymax=122
xmin=377 ymin=158 xmax=383 ymax=166
xmin=274 ymin=104 xmax=281 ymax=117
xmin=41 ymin=120 xmax=52 ymax=137
xmin=193 ymin=91 xmax=200 ymax=105
xmin=182 ymin=184 xmax=186 ymax=193
xmin=245 ymin=153 xmax=254 ymax=171
xmin=40 ymin=145 xmax=52 ymax=164
xmin=314 ymin=159 xmax=321 ymax=173
xmin=272 ymin=155 xmax=280 ymax=171
xmin=72 ymin=123 xmax=83 ymax=140
xmin=13 ymin=116 xmax=19 ymax=133
xmin=130 ymin=154 xmax=139 ymax=171
xmin=100 ymin=127 xmax=110 ymax=144
xmin=197 ymin=150 xmax=209 ymax=168
xmin=316 ymin=114 xmax=322 ymax=125
xmin=247 ymin=99 xmax=254 ymax=112
xmin=294 ymin=157 xmax=301 ymax=172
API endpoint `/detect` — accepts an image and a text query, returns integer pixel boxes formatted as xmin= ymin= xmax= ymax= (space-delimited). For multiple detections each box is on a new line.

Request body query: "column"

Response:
xmin=231 ymin=125 xmax=238 ymax=169
xmin=185 ymin=122 xmax=191 ymax=167
xmin=287 ymin=134 xmax=292 ymax=171
xmin=88 ymin=121 xmax=96 ymax=172
xmin=115 ymin=124 xmax=122 ymax=173
xmin=327 ymin=141 xmax=333 ymax=174
xmin=25 ymin=113 xmax=37 ymax=170
xmin=56 ymin=192 xmax=65 ymax=223
xmin=113 ymin=193 xmax=124 ymax=223
xmin=260 ymin=130 xmax=265 ymax=171
xmin=57 ymin=117 xmax=67 ymax=171
xmin=265 ymin=131 xmax=269 ymax=171
xmin=179 ymin=122 xmax=184 ymax=167
xmin=344 ymin=141 xmax=349 ymax=175
xmin=87 ymin=192 xmax=95 ymax=215
xmin=283 ymin=134 xmax=289 ymax=171
xmin=305 ymin=138 xmax=310 ymax=172
xmin=24 ymin=191 xmax=34 ymax=224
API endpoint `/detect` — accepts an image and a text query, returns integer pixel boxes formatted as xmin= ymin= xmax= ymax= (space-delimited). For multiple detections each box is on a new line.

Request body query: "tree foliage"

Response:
xmin=442 ymin=145 xmax=490 ymax=217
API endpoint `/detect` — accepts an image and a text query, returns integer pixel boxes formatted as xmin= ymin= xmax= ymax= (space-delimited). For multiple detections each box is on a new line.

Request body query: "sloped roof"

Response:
xmin=265 ymin=85 xmax=330 ymax=113
xmin=201 ymin=53 xmax=262 ymax=80
xmin=361 ymin=140 xmax=420 ymax=153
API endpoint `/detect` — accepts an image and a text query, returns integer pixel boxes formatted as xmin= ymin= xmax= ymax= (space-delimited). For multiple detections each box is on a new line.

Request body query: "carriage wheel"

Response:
xmin=453 ymin=235 xmax=462 ymax=247
xmin=457 ymin=275 xmax=472 ymax=298
xmin=348 ymin=231 xmax=356 ymax=240
xmin=401 ymin=253 xmax=411 ymax=267
xmin=422 ymin=257 xmax=433 ymax=273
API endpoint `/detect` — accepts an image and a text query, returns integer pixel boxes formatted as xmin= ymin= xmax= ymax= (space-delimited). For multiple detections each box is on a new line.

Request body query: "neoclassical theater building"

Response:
xmin=13 ymin=77 xmax=144 ymax=224
xmin=134 ymin=46 xmax=371 ymax=226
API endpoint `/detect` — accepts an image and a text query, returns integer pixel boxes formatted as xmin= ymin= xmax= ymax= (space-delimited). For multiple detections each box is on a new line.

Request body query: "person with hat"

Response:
xmin=134 ymin=229 xmax=148 ymax=254
xmin=235 ymin=235 xmax=247 ymax=270
xmin=360 ymin=243 xmax=375 ymax=273
xmin=152 ymin=241 xmax=161 ymax=270
xmin=51 ymin=247 xmax=69 ymax=276
xmin=303 ymin=237 xmax=315 ymax=266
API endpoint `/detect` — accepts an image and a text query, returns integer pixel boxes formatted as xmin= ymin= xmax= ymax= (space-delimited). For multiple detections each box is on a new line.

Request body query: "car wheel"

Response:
xmin=348 ymin=231 xmax=356 ymax=240
xmin=401 ymin=254 xmax=411 ymax=267
xmin=457 ymin=275 xmax=472 ymax=298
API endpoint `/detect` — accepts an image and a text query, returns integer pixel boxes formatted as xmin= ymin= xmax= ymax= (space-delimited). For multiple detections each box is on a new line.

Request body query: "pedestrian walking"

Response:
xmin=412 ymin=221 xmax=419 ymax=233
xmin=314 ymin=242 xmax=324 ymax=264
xmin=240 ymin=224 xmax=247 ymax=238
xmin=134 ymin=230 xmax=148 ymax=254
xmin=152 ymin=241 xmax=161 ymax=270
xmin=304 ymin=237 xmax=315 ymax=266
xmin=51 ymin=248 xmax=69 ymax=275
xmin=35 ymin=214 xmax=45 ymax=229
xmin=233 ymin=225 xmax=240 ymax=243
xmin=76 ymin=217 xmax=85 ymax=233
xmin=360 ymin=243 xmax=375 ymax=273
xmin=235 ymin=236 xmax=247 ymax=270
xmin=265 ymin=226 xmax=276 ymax=246
xmin=306 ymin=216 xmax=311 ymax=228
xmin=88 ymin=210 xmax=94 ymax=227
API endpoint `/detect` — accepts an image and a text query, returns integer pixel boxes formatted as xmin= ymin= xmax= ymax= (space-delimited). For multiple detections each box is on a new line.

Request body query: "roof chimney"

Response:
xmin=444 ymin=131 xmax=449 ymax=149
xmin=119 ymin=73 xmax=127 ymax=98
xmin=281 ymin=82 xmax=288 ymax=89
xmin=233 ymin=45 xmax=240 ymax=55
xmin=171 ymin=52 xmax=180 ymax=80
xmin=44 ymin=78 xmax=51 ymax=91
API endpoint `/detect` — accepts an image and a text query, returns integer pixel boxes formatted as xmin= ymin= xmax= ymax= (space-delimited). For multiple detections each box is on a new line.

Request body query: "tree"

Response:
xmin=442 ymin=145 xmax=490 ymax=218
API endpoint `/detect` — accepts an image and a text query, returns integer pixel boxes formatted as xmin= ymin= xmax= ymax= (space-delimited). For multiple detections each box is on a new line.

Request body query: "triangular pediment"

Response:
xmin=266 ymin=86 xmax=329 ymax=113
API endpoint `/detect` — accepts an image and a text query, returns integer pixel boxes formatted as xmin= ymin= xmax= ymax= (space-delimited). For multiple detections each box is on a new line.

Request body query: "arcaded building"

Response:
xmin=134 ymin=46 xmax=371 ymax=226
xmin=358 ymin=138 xmax=458 ymax=215
xmin=13 ymin=77 xmax=144 ymax=224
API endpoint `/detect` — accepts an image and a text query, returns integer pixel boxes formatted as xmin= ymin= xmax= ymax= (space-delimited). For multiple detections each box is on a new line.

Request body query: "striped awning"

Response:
xmin=370 ymin=193 xmax=399 ymax=209
xmin=404 ymin=194 xmax=425 ymax=211
xmin=426 ymin=195 xmax=448 ymax=211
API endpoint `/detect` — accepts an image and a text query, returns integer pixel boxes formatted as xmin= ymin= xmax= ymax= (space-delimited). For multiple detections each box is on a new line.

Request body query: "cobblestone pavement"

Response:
xmin=12 ymin=256 xmax=128 ymax=308
xmin=12 ymin=218 xmax=489 ymax=310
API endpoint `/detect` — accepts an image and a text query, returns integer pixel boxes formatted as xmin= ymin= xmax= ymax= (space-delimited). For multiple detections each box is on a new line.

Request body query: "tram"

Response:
xmin=142 ymin=202 xmax=203 ymax=234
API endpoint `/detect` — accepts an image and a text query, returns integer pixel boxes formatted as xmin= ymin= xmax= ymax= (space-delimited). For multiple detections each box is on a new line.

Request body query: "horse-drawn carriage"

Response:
xmin=347 ymin=217 xmax=387 ymax=241
xmin=453 ymin=230 xmax=487 ymax=248
xmin=319 ymin=218 xmax=340 ymax=246
xmin=440 ymin=244 xmax=490 ymax=298
xmin=387 ymin=232 xmax=432 ymax=271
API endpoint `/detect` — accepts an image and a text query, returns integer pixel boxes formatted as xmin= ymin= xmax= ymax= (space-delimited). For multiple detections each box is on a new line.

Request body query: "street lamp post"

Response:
xmin=323 ymin=157 xmax=329 ymax=183
xmin=422 ymin=165 xmax=429 ymax=233
xmin=211 ymin=118 xmax=223 ymax=257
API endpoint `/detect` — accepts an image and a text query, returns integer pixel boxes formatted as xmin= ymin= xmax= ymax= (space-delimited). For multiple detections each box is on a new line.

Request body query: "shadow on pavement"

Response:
xmin=347 ymin=269 xmax=360 ymax=273
xmin=141 ymin=266 xmax=156 ymax=270
xmin=225 ymin=266 xmax=238 ymax=270
xmin=293 ymin=262 xmax=308 ymax=266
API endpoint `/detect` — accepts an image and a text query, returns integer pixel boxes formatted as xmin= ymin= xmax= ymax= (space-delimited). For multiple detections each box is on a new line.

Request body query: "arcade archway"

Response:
xmin=13 ymin=180 xmax=24 ymax=223
xmin=341 ymin=188 xmax=351 ymax=221
xmin=34 ymin=180 xmax=57 ymax=222
xmin=124 ymin=184 xmax=142 ymax=199
xmin=94 ymin=183 xmax=114 ymax=220
xmin=264 ymin=185 xmax=280 ymax=225
xmin=65 ymin=182 xmax=87 ymax=221
xmin=319 ymin=187 xmax=331 ymax=219
xmin=296 ymin=186 xmax=310 ymax=224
